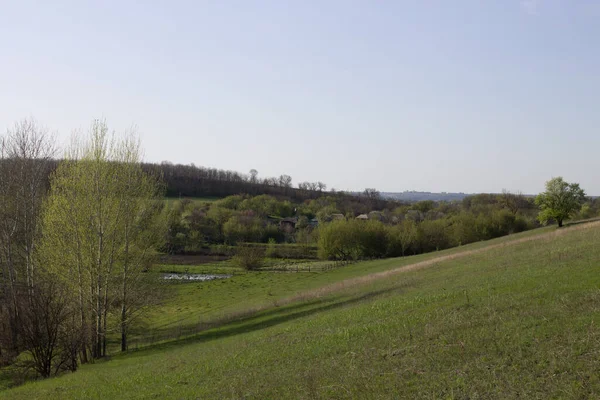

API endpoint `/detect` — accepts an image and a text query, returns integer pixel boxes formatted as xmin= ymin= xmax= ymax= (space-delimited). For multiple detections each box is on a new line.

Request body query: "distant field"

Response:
xmin=3 ymin=222 xmax=600 ymax=398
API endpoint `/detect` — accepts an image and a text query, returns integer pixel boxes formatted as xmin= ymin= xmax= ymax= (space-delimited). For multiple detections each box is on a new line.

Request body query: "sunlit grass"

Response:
xmin=4 ymin=223 xmax=600 ymax=398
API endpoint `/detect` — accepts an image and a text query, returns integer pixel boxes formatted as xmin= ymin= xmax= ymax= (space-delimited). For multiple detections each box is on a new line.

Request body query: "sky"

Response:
xmin=1 ymin=1 xmax=599 ymax=195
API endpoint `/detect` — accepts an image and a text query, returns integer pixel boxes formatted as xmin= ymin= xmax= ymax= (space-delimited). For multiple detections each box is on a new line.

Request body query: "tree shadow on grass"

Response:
xmin=121 ymin=284 xmax=407 ymax=360
xmin=128 ymin=276 xmax=416 ymax=347
xmin=563 ymin=217 xmax=600 ymax=228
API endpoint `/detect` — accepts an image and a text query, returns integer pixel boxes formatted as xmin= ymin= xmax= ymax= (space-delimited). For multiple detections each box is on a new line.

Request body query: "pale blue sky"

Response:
xmin=1 ymin=1 xmax=599 ymax=194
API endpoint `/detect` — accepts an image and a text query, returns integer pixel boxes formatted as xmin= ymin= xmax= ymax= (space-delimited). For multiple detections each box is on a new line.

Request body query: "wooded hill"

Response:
xmin=15 ymin=158 xmax=393 ymax=207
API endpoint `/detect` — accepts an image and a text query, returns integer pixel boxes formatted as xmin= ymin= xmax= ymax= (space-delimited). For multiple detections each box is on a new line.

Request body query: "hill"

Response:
xmin=382 ymin=191 xmax=469 ymax=202
xmin=2 ymin=222 xmax=600 ymax=399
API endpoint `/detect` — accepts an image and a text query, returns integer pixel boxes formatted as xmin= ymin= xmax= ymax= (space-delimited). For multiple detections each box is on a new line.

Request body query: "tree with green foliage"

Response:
xmin=395 ymin=220 xmax=418 ymax=256
xmin=318 ymin=220 xmax=362 ymax=261
xmin=535 ymin=177 xmax=586 ymax=227
xmin=222 ymin=213 xmax=263 ymax=244
xmin=40 ymin=120 xmax=165 ymax=359
xmin=318 ymin=220 xmax=389 ymax=261
xmin=316 ymin=205 xmax=340 ymax=223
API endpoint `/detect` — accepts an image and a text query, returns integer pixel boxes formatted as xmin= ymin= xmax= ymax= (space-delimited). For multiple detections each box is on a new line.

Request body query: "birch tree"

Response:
xmin=40 ymin=120 xmax=164 ymax=360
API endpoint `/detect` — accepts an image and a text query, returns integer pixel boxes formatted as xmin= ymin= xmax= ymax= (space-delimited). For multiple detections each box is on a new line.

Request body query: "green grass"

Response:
xmin=135 ymin=226 xmax=556 ymax=342
xmin=4 ymin=223 xmax=600 ymax=398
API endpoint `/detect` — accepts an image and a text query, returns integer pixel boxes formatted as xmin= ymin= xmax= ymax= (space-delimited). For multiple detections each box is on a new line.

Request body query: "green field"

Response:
xmin=3 ymin=222 xmax=600 ymax=399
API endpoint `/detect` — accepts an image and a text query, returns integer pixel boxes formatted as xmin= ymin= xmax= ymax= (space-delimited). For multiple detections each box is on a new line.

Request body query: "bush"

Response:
xmin=265 ymin=238 xmax=277 ymax=258
xmin=359 ymin=220 xmax=389 ymax=258
xmin=318 ymin=219 xmax=389 ymax=261
xmin=223 ymin=214 xmax=263 ymax=244
xmin=232 ymin=244 xmax=265 ymax=270
xmin=416 ymin=219 xmax=453 ymax=252
xmin=318 ymin=220 xmax=362 ymax=261
xmin=261 ymin=224 xmax=285 ymax=243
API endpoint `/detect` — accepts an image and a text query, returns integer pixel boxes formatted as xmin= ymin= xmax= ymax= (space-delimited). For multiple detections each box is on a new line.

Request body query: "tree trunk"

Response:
xmin=121 ymin=305 xmax=127 ymax=352
xmin=558 ymin=219 xmax=563 ymax=228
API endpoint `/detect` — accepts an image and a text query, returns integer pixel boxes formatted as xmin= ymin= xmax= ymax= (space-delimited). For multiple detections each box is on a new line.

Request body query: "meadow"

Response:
xmin=125 ymin=225 xmax=557 ymax=349
xmin=3 ymin=221 xmax=600 ymax=398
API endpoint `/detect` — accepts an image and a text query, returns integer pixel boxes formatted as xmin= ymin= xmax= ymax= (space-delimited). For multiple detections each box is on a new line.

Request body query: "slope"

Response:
xmin=3 ymin=222 xmax=600 ymax=399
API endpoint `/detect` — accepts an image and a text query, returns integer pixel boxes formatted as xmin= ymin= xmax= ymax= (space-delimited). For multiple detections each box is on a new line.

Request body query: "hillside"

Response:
xmin=2 ymin=222 xmax=600 ymax=399
xmin=382 ymin=191 xmax=469 ymax=202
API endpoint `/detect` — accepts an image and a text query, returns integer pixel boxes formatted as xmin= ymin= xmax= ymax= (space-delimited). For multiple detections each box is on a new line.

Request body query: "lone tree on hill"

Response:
xmin=535 ymin=177 xmax=586 ymax=227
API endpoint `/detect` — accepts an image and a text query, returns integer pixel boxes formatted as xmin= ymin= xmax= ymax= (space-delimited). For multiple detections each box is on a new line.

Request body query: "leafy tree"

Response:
xmin=318 ymin=220 xmax=362 ymax=261
xmin=390 ymin=220 xmax=418 ymax=256
xmin=206 ymin=206 xmax=232 ymax=242
xmin=40 ymin=120 xmax=165 ymax=359
xmin=412 ymin=200 xmax=436 ymax=213
xmin=214 ymin=195 xmax=245 ymax=210
xmin=222 ymin=213 xmax=263 ymax=244
xmin=535 ymin=177 xmax=586 ymax=227
xmin=358 ymin=221 xmax=389 ymax=258
xmin=416 ymin=219 xmax=452 ymax=252
xmin=318 ymin=220 xmax=389 ymax=261
xmin=316 ymin=205 xmax=340 ymax=223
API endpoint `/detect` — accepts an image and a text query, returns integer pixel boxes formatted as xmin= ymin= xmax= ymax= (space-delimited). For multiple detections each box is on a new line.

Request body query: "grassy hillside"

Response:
xmin=128 ymin=226 xmax=555 ymax=348
xmin=3 ymin=222 xmax=600 ymax=399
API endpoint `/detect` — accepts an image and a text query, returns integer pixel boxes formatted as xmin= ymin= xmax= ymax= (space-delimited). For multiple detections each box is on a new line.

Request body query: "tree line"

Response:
xmin=146 ymin=161 xmax=393 ymax=208
xmin=165 ymin=190 xmax=543 ymax=259
xmin=318 ymin=179 xmax=591 ymax=261
xmin=166 ymin=180 xmax=595 ymax=265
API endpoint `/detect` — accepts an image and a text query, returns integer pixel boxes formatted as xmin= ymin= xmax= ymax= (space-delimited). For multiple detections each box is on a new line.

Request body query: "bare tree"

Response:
xmin=362 ymin=188 xmax=381 ymax=200
xmin=500 ymin=189 xmax=527 ymax=215
xmin=278 ymin=174 xmax=292 ymax=188
xmin=0 ymin=118 xmax=55 ymax=362
xmin=17 ymin=277 xmax=79 ymax=377
xmin=249 ymin=169 xmax=258 ymax=183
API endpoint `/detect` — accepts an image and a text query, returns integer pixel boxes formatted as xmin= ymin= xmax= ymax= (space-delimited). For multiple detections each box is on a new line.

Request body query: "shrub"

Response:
xmin=359 ymin=220 xmax=389 ymax=258
xmin=223 ymin=215 xmax=263 ymax=244
xmin=318 ymin=220 xmax=362 ymax=261
xmin=416 ymin=219 xmax=452 ymax=252
xmin=318 ymin=219 xmax=389 ymax=261
xmin=265 ymin=238 xmax=277 ymax=258
xmin=261 ymin=224 xmax=285 ymax=243
xmin=232 ymin=244 xmax=265 ymax=270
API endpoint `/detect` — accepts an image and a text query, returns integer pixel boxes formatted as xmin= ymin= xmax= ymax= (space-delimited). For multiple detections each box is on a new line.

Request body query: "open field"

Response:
xmin=3 ymin=222 xmax=600 ymax=398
